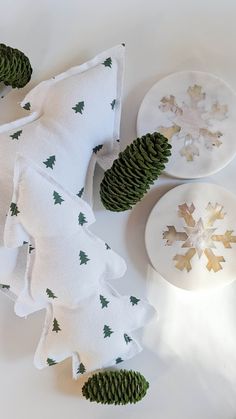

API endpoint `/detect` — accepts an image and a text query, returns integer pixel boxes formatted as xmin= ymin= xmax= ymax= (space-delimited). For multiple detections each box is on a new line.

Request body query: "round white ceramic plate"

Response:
xmin=137 ymin=71 xmax=236 ymax=179
xmin=145 ymin=182 xmax=236 ymax=291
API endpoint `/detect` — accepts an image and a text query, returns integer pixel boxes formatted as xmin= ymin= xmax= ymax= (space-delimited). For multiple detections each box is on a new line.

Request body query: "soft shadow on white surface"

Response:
xmin=0 ymin=293 xmax=45 ymax=360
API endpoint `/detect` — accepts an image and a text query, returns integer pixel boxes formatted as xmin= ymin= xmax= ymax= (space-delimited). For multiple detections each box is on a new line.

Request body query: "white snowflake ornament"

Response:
xmin=137 ymin=71 xmax=236 ymax=179
xmin=145 ymin=183 xmax=236 ymax=291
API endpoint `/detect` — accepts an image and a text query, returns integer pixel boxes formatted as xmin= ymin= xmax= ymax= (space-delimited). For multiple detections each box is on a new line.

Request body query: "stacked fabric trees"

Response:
xmin=4 ymin=156 xmax=155 ymax=377
xmin=0 ymin=45 xmax=156 ymax=381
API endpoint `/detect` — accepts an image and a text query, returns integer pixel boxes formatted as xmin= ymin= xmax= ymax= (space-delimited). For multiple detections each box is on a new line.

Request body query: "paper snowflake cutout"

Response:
xmin=157 ymin=84 xmax=228 ymax=161
xmin=163 ymin=202 xmax=236 ymax=273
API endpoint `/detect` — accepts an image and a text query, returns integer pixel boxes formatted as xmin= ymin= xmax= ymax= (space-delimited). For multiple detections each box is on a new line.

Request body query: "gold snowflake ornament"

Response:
xmin=158 ymin=84 xmax=228 ymax=162
xmin=163 ymin=202 xmax=236 ymax=273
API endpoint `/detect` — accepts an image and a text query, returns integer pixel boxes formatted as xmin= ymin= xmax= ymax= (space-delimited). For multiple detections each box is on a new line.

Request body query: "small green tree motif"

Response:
xmin=29 ymin=244 xmax=34 ymax=254
xmin=124 ymin=333 xmax=132 ymax=344
xmin=100 ymin=295 xmax=109 ymax=308
xmin=115 ymin=357 xmax=123 ymax=364
xmin=103 ymin=324 xmax=113 ymax=338
xmin=53 ymin=191 xmax=64 ymax=205
xmin=10 ymin=202 xmax=20 ymax=216
xmin=46 ymin=288 xmax=58 ymax=299
xmin=79 ymin=250 xmax=90 ymax=265
xmin=23 ymin=102 xmax=31 ymax=110
xmin=110 ymin=99 xmax=116 ymax=110
xmin=52 ymin=318 xmax=61 ymax=333
xmin=130 ymin=296 xmax=140 ymax=306
xmin=102 ymin=57 xmax=112 ymax=68
xmin=78 ymin=212 xmax=87 ymax=226
xmin=93 ymin=144 xmax=103 ymax=154
xmin=10 ymin=130 xmax=22 ymax=140
xmin=43 ymin=155 xmax=56 ymax=169
xmin=72 ymin=101 xmax=84 ymax=114
xmin=105 ymin=243 xmax=111 ymax=250
xmin=77 ymin=362 xmax=86 ymax=374
xmin=47 ymin=358 xmax=57 ymax=366
xmin=77 ymin=187 xmax=84 ymax=198
xmin=0 ymin=284 xmax=10 ymax=290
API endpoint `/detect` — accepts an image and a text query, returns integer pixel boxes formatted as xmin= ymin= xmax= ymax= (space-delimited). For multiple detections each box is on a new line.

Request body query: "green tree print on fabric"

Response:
xmin=53 ymin=191 xmax=64 ymax=205
xmin=79 ymin=250 xmax=90 ymax=265
xmin=93 ymin=144 xmax=103 ymax=154
xmin=116 ymin=357 xmax=123 ymax=364
xmin=10 ymin=130 xmax=22 ymax=140
xmin=124 ymin=333 xmax=132 ymax=344
xmin=103 ymin=324 xmax=113 ymax=338
xmin=43 ymin=155 xmax=56 ymax=169
xmin=77 ymin=187 xmax=84 ymax=198
xmin=100 ymin=295 xmax=109 ymax=308
xmin=77 ymin=362 xmax=86 ymax=374
xmin=46 ymin=288 xmax=58 ymax=299
xmin=72 ymin=101 xmax=84 ymax=114
xmin=110 ymin=99 xmax=116 ymax=110
xmin=78 ymin=212 xmax=87 ymax=226
xmin=0 ymin=284 xmax=10 ymax=290
xmin=23 ymin=102 xmax=31 ymax=110
xmin=102 ymin=57 xmax=112 ymax=68
xmin=130 ymin=296 xmax=140 ymax=306
xmin=52 ymin=318 xmax=61 ymax=333
xmin=105 ymin=243 xmax=111 ymax=250
xmin=10 ymin=202 xmax=20 ymax=216
xmin=29 ymin=244 xmax=34 ymax=254
xmin=47 ymin=358 xmax=57 ymax=366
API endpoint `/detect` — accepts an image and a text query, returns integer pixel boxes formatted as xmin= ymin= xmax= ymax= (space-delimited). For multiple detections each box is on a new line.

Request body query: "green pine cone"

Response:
xmin=100 ymin=132 xmax=172 ymax=211
xmin=0 ymin=43 xmax=32 ymax=88
xmin=82 ymin=369 xmax=149 ymax=405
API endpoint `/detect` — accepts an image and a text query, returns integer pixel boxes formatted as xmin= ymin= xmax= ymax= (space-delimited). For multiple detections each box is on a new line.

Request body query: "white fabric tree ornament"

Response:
xmin=4 ymin=155 xmax=156 ymax=376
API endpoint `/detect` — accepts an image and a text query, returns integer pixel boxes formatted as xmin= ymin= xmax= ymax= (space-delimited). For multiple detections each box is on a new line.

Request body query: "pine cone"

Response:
xmin=0 ymin=43 xmax=32 ymax=88
xmin=100 ymin=132 xmax=172 ymax=211
xmin=82 ymin=369 xmax=149 ymax=405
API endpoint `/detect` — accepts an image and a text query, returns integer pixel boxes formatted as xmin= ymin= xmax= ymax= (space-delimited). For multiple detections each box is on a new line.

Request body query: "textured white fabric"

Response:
xmin=34 ymin=284 xmax=155 ymax=378
xmin=4 ymin=156 xmax=156 ymax=376
xmin=0 ymin=45 xmax=125 ymax=298
xmin=4 ymin=155 xmax=126 ymax=316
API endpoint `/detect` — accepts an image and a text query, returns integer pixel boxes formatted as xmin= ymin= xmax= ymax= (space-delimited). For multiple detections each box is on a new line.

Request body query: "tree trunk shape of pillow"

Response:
xmin=0 ymin=45 xmax=124 ymax=300
xmin=4 ymin=155 xmax=156 ymax=376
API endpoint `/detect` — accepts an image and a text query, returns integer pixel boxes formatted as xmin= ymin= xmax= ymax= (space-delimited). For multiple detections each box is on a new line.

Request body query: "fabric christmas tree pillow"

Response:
xmin=4 ymin=155 xmax=127 ymax=317
xmin=4 ymin=155 xmax=156 ymax=376
xmin=0 ymin=44 xmax=125 ymax=299
xmin=34 ymin=284 xmax=155 ymax=378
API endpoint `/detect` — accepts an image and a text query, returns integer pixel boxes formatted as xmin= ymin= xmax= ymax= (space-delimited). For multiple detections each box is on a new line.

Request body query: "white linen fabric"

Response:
xmin=34 ymin=284 xmax=155 ymax=378
xmin=4 ymin=155 xmax=126 ymax=316
xmin=4 ymin=155 xmax=155 ymax=376
xmin=0 ymin=44 xmax=125 ymax=299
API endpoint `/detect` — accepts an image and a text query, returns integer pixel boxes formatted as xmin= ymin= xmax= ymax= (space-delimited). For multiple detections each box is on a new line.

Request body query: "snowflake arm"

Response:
xmin=163 ymin=226 xmax=187 ymax=245
xmin=178 ymin=203 xmax=195 ymax=227
xmin=159 ymin=95 xmax=182 ymax=116
xmin=211 ymin=230 xmax=236 ymax=248
xmin=187 ymin=85 xmax=206 ymax=107
xmin=205 ymin=203 xmax=225 ymax=227
xmin=173 ymin=248 xmax=196 ymax=272
xmin=157 ymin=124 xmax=181 ymax=141
xmin=204 ymin=102 xmax=228 ymax=121
xmin=204 ymin=249 xmax=225 ymax=272
xmin=180 ymin=141 xmax=199 ymax=161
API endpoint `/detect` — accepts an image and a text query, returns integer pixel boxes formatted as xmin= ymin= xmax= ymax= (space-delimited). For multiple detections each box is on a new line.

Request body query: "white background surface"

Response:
xmin=0 ymin=0 xmax=236 ymax=418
